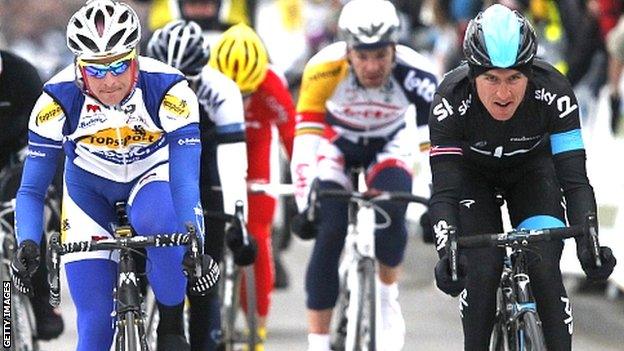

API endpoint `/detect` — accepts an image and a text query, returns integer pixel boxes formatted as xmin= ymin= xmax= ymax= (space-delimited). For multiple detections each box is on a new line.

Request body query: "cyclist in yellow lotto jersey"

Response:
xmin=290 ymin=1 xmax=438 ymax=350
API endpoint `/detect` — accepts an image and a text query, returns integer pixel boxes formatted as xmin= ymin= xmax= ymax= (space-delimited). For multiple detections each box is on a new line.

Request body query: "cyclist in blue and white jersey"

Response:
xmin=10 ymin=1 xmax=219 ymax=350
xmin=147 ymin=20 xmax=252 ymax=351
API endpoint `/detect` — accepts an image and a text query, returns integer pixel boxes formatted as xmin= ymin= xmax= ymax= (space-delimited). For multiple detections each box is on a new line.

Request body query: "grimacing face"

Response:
xmin=80 ymin=51 xmax=136 ymax=106
xmin=347 ymin=44 xmax=395 ymax=89
xmin=474 ymin=68 xmax=528 ymax=121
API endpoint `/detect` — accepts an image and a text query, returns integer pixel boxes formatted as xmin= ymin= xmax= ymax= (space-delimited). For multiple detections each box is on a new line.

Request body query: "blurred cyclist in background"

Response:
xmin=209 ymin=22 xmax=296 ymax=349
xmin=290 ymin=0 xmax=438 ymax=350
xmin=147 ymin=19 xmax=253 ymax=351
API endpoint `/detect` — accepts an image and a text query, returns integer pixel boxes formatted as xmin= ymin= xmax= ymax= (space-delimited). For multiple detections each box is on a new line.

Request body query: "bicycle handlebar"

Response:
xmin=307 ymin=187 xmax=429 ymax=222
xmin=448 ymin=213 xmax=602 ymax=282
xmin=46 ymin=225 xmax=201 ymax=307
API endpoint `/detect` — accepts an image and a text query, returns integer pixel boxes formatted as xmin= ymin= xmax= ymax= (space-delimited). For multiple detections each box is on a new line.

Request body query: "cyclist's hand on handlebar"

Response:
xmin=434 ymin=254 xmax=467 ymax=297
xmin=10 ymin=240 xmax=41 ymax=297
xmin=578 ymin=246 xmax=617 ymax=281
xmin=183 ymin=252 xmax=220 ymax=296
xmin=291 ymin=208 xmax=317 ymax=240
xmin=225 ymin=225 xmax=257 ymax=266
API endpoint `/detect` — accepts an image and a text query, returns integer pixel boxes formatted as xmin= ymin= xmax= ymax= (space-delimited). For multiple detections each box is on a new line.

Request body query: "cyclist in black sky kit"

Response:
xmin=428 ymin=4 xmax=617 ymax=351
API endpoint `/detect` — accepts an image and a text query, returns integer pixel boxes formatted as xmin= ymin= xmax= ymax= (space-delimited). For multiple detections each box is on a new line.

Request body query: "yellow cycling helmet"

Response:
xmin=209 ymin=23 xmax=269 ymax=94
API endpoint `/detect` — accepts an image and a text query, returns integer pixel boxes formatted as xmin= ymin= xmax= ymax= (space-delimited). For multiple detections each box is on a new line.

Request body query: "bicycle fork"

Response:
xmin=114 ymin=254 xmax=148 ymax=351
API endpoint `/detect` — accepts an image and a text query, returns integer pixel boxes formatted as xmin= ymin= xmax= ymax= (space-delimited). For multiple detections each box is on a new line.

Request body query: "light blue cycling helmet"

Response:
xmin=463 ymin=4 xmax=537 ymax=70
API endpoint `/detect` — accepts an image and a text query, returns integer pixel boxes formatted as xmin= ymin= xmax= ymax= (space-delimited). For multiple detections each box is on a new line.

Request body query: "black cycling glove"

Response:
xmin=434 ymin=254 xmax=467 ymax=297
xmin=609 ymin=93 xmax=621 ymax=133
xmin=420 ymin=211 xmax=434 ymax=244
xmin=225 ymin=219 xmax=258 ymax=266
xmin=11 ymin=240 xmax=41 ymax=297
xmin=578 ymin=246 xmax=617 ymax=281
xmin=291 ymin=208 xmax=317 ymax=240
xmin=182 ymin=252 xmax=220 ymax=296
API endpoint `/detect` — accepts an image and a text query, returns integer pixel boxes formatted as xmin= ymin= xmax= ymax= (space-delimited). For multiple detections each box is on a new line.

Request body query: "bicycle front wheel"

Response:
xmin=117 ymin=311 xmax=144 ymax=351
xmin=516 ymin=312 xmax=547 ymax=351
xmin=355 ymin=257 xmax=376 ymax=351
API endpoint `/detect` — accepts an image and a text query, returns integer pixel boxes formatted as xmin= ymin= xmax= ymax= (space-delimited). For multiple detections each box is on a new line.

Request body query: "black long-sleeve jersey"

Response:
xmin=428 ymin=59 xmax=596 ymax=255
xmin=0 ymin=50 xmax=43 ymax=169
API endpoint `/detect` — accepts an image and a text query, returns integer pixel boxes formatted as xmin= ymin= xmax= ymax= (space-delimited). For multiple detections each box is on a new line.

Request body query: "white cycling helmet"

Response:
xmin=338 ymin=0 xmax=400 ymax=49
xmin=66 ymin=0 xmax=141 ymax=59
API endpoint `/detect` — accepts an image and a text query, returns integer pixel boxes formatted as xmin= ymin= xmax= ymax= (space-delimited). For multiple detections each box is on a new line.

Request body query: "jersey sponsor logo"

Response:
xmin=122 ymin=104 xmax=136 ymax=115
xmin=403 ymin=70 xmax=436 ymax=102
xmin=432 ymin=98 xmax=453 ymax=121
xmin=26 ymin=149 xmax=46 ymax=158
xmin=459 ymin=289 xmax=468 ymax=318
xmin=36 ymin=101 xmax=63 ymax=126
xmin=460 ymin=199 xmax=475 ymax=208
xmin=561 ymin=296 xmax=573 ymax=334
xmin=534 ymin=88 xmax=557 ymax=105
xmin=80 ymin=127 xmax=162 ymax=148
xmin=197 ymin=86 xmax=225 ymax=110
xmin=162 ymin=94 xmax=190 ymax=118
xmin=458 ymin=94 xmax=472 ymax=116
xmin=78 ymin=114 xmax=108 ymax=129
xmin=534 ymin=88 xmax=578 ymax=118
xmin=86 ymin=104 xmax=101 ymax=113
xmin=434 ymin=219 xmax=450 ymax=252
xmin=90 ymin=137 xmax=166 ymax=164
xmin=177 ymin=137 xmax=200 ymax=146
xmin=308 ymin=66 xmax=342 ymax=81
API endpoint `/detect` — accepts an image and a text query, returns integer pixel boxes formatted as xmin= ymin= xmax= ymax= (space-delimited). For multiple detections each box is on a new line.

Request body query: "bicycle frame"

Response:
xmin=448 ymin=214 xmax=602 ymax=351
xmin=205 ymin=201 xmax=258 ymax=351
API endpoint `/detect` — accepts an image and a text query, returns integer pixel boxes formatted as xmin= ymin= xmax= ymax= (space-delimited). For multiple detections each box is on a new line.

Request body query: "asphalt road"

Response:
xmin=39 ymin=228 xmax=624 ymax=350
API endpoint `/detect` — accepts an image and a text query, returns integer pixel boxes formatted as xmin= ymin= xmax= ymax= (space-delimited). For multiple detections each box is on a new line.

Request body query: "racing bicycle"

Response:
xmin=204 ymin=200 xmax=259 ymax=351
xmin=447 ymin=213 xmax=603 ymax=351
xmin=47 ymin=202 xmax=204 ymax=351
xmin=307 ymin=170 xmax=428 ymax=351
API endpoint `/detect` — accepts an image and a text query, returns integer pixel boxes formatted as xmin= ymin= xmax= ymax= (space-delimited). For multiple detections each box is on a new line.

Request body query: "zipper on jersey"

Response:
xmin=113 ymin=106 xmax=128 ymax=180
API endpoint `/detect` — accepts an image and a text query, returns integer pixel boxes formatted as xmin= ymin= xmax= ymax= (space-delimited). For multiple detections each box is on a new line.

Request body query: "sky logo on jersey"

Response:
xmin=162 ymin=94 xmax=190 ymax=119
xmin=79 ymin=126 xmax=162 ymax=149
xmin=36 ymin=101 xmax=63 ymax=126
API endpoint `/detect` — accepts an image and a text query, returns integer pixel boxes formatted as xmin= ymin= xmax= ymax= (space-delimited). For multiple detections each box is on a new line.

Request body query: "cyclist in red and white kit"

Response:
xmin=209 ymin=23 xmax=296 ymax=347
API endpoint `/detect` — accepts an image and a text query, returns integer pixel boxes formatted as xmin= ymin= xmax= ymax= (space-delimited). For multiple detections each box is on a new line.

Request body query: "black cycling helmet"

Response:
xmin=146 ymin=20 xmax=209 ymax=78
xmin=463 ymin=4 xmax=537 ymax=71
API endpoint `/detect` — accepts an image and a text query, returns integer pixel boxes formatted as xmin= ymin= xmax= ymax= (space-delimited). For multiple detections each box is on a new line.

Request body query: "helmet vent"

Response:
xmin=118 ymin=11 xmax=128 ymax=24
xmin=107 ymin=30 xmax=125 ymax=51
xmin=77 ymin=33 xmax=99 ymax=52
xmin=95 ymin=10 xmax=106 ymax=37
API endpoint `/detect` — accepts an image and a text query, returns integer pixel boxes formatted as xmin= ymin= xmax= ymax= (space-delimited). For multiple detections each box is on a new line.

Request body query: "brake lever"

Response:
xmin=448 ymin=226 xmax=459 ymax=282
xmin=586 ymin=213 xmax=602 ymax=268
xmin=185 ymin=224 xmax=202 ymax=278
xmin=47 ymin=232 xmax=62 ymax=307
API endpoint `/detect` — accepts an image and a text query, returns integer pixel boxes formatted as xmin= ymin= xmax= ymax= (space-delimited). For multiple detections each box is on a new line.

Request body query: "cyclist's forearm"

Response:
xmin=168 ymin=124 xmax=204 ymax=239
xmin=553 ymin=150 xmax=597 ymax=228
xmin=291 ymin=132 xmax=322 ymax=212
xmin=429 ymin=160 xmax=463 ymax=258
xmin=216 ymin=141 xmax=248 ymax=217
xmin=16 ymin=145 xmax=61 ymax=244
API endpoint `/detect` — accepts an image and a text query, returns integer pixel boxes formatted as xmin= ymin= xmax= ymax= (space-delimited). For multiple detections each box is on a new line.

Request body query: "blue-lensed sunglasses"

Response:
xmin=79 ymin=51 xmax=136 ymax=79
